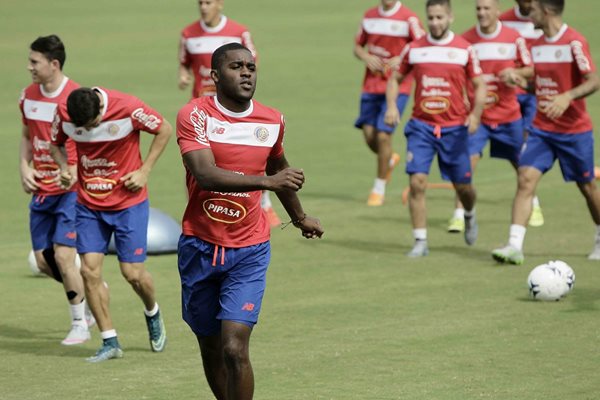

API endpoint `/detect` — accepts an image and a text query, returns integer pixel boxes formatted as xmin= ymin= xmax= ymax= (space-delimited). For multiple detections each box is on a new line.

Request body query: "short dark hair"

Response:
xmin=211 ymin=42 xmax=251 ymax=71
xmin=67 ymin=88 xmax=101 ymax=127
xmin=426 ymin=0 xmax=451 ymax=9
xmin=30 ymin=35 xmax=66 ymax=69
xmin=537 ymin=0 xmax=564 ymax=14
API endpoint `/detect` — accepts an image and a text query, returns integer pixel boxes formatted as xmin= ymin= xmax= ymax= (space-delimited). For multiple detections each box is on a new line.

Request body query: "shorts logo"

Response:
xmin=134 ymin=248 xmax=144 ymax=256
xmin=66 ymin=232 xmax=76 ymax=240
xmin=241 ymin=303 xmax=255 ymax=311
xmin=203 ymin=198 xmax=247 ymax=224
xmin=254 ymin=127 xmax=269 ymax=143
xmin=420 ymin=96 xmax=450 ymax=114
xmin=83 ymin=177 xmax=117 ymax=198
xmin=406 ymin=151 xmax=414 ymax=163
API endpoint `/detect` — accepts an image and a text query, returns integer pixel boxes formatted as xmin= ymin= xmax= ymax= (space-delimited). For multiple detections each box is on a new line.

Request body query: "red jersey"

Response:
xmin=398 ymin=32 xmax=482 ymax=127
xmin=355 ymin=1 xmax=424 ymax=95
xmin=52 ymin=87 xmax=164 ymax=210
xmin=176 ymin=96 xmax=284 ymax=248
xmin=19 ymin=77 xmax=79 ymax=196
xmin=499 ymin=7 xmax=543 ymax=48
xmin=462 ymin=23 xmax=532 ymax=125
xmin=179 ymin=16 xmax=257 ymax=98
xmin=531 ymin=25 xmax=596 ymax=134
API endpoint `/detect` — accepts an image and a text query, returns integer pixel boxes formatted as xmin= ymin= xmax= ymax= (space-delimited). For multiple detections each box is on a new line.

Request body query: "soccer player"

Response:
xmin=354 ymin=0 xmax=424 ymax=206
xmin=178 ymin=0 xmax=281 ymax=227
xmin=384 ymin=0 xmax=486 ymax=257
xmin=50 ymin=87 xmax=172 ymax=362
xmin=492 ymin=0 xmax=600 ymax=264
xmin=446 ymin=0 xmax=534 ymax=234
xmin=19 ymin=35 xmax=92 ymax=345
xmin=499 ymin=0 xmax=545 ymax=227
xmin=176 ymin=43 xmax=323 ymax=399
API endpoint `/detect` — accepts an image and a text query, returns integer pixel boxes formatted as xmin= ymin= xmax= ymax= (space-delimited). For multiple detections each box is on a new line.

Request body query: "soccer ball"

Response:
xmin=527 ymin=263 xmax=569 ymax=301
xmin=548 ymin=260 xmax=575 ymax=292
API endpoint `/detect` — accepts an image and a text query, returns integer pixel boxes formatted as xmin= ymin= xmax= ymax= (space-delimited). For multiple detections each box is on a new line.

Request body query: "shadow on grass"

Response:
xmin=515 ymin=288 xmax=599 ymax=312
xmin=0 ymin=323 xmax=91 ymax=358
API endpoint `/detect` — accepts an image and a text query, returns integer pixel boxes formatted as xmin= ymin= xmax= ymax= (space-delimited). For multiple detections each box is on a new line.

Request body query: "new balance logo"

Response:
xmin=134 ymin=248 xmax=144 ymax=256
xmin=241 ymin=303 xmax=255 ymax=311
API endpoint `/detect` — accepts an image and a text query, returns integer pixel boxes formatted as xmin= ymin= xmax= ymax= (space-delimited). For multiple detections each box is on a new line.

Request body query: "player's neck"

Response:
xmin=41 ymin=72 xmax=65 ymax=94
xmin=204 ymin=14 xmax=223 ymax=28
xmin=479 ymin=20 xmax=500 ymax=35
xmin=542 ymin=17 xmax=564 ymax=38
xmin=215 ymin=95 xmax=252 ymax=114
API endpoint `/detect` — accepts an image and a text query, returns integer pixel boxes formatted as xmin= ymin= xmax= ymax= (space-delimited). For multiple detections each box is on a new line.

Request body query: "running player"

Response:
xmin=354 ymin=0 xmax=424 ymax=206
xmin=178 ymin=0 xmax=280 ymax=226
xmin=492 ymin=0 xmax=600 ymax=264
xmin=50 ymin=87 xmax=172 ymax=361
xmin=176 ymin=43 xmax=323 ymax=399
xmin=384 ymin=0 xmax=486 ymax=257
xmin=19 ymin=35 xmax=92 ymax=345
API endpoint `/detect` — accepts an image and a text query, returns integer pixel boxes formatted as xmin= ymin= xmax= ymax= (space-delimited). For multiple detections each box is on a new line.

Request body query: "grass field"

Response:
xmin=1 ymin=1 xmax=600 ymax=399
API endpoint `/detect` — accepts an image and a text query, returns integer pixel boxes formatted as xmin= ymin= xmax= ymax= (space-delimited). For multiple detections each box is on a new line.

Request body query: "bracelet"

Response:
xmin=280 ymin=213 xmax=307 ymax=230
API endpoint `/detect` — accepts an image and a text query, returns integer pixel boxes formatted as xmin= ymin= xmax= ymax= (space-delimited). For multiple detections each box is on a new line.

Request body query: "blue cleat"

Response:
xmin=145 ymin=310 xmax=167 ymax=352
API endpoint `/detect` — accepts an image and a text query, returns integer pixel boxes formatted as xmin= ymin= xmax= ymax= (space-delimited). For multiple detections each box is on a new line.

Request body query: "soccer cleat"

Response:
xmin=61 ymin=324 xmax=90 ymax=346
xmin=491 ymin=245 xmax=524 ymax=265
xmin=464 ymin=216 xmax=478 ymax=246
xmin=407 ymin=240 xmax=429 ymax=257
xmin=385 ymin=152 xmax=401 ymax=182
xmin=263 ymin=206 xmax=281 ymax=228
xmin=587 ymin=248 xmax=600 ymax=260
xmin=528 ymin=205 xmax=544 ymax=227
xmin=367 ymin=191 xmax=384 ymax=207
xmin=447 ymin=217 xmax=465 ymax=233
xmin=86 ymin=340 xmax=123 ymax=363
xmin=145 ymin=310 xmax=167 ymax=352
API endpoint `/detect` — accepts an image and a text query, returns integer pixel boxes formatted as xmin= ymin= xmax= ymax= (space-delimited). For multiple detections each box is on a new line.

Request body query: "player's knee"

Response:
xmin=409 ymin=176 xmax=427 ymax=193
xmin=222 ymin=338 xmax=249 ymax=367
xmin=80 ymin=263 xmax=101 ymax=283
xmin=120 ymin=264 xmax=144 ymax=285
xmin=53 ymin=247 xmax=76 ymax=271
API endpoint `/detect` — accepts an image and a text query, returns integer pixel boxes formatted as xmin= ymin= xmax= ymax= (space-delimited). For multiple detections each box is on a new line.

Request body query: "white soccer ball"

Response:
xmin=527 ymin=263 xmax=569 ymax=301
xmin=27 ymin=250 xmax=44 ymax=276
xmin=548 ymin=260 xmax=575 ymax=293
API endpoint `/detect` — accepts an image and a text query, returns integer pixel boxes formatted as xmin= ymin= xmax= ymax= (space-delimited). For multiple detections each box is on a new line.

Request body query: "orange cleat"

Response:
xmin=367 ymin=191 xmax=384 ymax=206
xmin=264 ymin=206 xmax=282 ymax=228
xmin=385 ymin=153 xmax=401 ymax=182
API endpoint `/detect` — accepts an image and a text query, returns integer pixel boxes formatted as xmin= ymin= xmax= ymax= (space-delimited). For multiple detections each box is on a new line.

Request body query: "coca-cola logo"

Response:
xmin=131 ymin=107 xmax=161 ymax=130
xmin=83 ymin=177 xmax=117 ymax=198
xmin=202 ymin=198 xmax=247 ymax=224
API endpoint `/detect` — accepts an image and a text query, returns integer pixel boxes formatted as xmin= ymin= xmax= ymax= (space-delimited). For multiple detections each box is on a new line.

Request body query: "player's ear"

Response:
xmin=210 ymin=69 xmax=219 ymax=84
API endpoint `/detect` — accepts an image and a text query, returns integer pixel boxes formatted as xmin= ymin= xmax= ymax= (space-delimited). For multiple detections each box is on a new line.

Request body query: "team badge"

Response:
xmin=254 ymin=127 xmax=269 ymax=143
xmin=498 ymin=46 xmax=507 ymax=55
xmin=108 ymin=123 xmax=120 ymax=136
xmin=555 ymin=49 xmax=562 ymax=59
xmin=448 ymin=51 xmax=457 ymax=59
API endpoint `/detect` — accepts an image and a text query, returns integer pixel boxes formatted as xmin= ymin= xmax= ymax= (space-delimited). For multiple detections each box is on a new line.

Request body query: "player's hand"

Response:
xmin=178 ymin=73 xmax=192 ymax=90
xmin=58 ymin=169 xmax=76 ymax=190
xmin=294 ymin=215 xmax=324 ymax=239
xmin=542 ymin=93 xmax=571 ymax=120
xmin=268 ymin=168 xmax=305 ymax=192
xmin=465 ymin=113 xmax=480 ymax=134
xmin=384 ymin=106 xmax=400 ymax=127
xmin=20 ymin=167 xmax=42 ymax=193
xmin=499 ymin=68 xmax=528 ymax=89
xmin=120 ymin=169 xmax=148 ymax=192
xmin=364 ymin=54 xmax=384 ymax=74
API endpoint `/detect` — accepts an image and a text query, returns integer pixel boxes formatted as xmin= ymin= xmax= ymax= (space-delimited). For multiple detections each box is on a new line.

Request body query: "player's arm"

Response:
xmin=466 ymin=75 xmax=486 ymax=134
xmin=183 ymin=149 xmax=305 ymax=193
xmin=266 ymin=155 xmax=323 ymax=239
xmin=353 ymin=43 xmax=384 ymax=74
xmin=19 ymin=125 xmax=41 ymax=193
xmin=383 ymin=70 xmax=406 ymax=126
xmin=544 ymin=72 xmax=600 ymax=120
xmin=49 ymin=142 xmax=74 ymax=190
xmin=178 ymin=36 xmax=192 ymax=90
xmin=121 ymin=119 xmax=173 ymax=192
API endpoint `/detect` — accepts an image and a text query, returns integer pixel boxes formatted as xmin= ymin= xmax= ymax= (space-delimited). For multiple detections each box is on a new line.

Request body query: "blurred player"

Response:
xmin=385 ymin=0 xmax=486 ymax=257
xmin=19 ymin=35 xmax=92 ymax=345
xmin=446 ymin=0 xmax=534 ymax=233
xmin=500 ymin=0 xmax=545 ymax=226
xmin=50 ymin=87 xmax=172 ymax=361
xmin=492 ymin=0 xmax=600 ymax=264
xmin=178 ymin=0 xmax=280 ymax=226
xmin=354 ymin=0 xmax=424 ymax=206
xmin=176 ymin=43 xmax=323 ymax=399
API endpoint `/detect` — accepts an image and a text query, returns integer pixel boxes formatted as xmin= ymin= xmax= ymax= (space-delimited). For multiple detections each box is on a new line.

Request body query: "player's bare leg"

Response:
xmin=449 ymin=154 xmax=481 ymax=233
xmin=222 ymin=321 xmax=254 ymax=400
xmin=376 ymin=131 xmax=393 ymax=180
xmin=120 ymin=262 xmax=156 ymax=310
xmin=362 ymin=124 xmax=378 ymax=153
xmin=576 ymin=180 xmax=600 ymax=260
xmin=81 ymin=253 xmax=112 ymax=331
xmin=197 ymin=334 xmax=228 ymax=400
xmin=407 ymin=173 xmax=429 ymax=256
xmin=454 ymin=182 xmax=478 ymax=245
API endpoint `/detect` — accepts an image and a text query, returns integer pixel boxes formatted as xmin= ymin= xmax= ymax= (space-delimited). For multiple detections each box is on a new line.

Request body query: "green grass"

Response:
xmin=1 ymin=1 xmax=600 ymax=399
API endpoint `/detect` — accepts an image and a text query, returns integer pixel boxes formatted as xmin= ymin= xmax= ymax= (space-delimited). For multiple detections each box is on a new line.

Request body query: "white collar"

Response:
xmin=427 ymin=31 xmax=455 ymax=46
xmin=40 ymin=76 xmax=68 ymax=98
xmin=200 ymin=15 xmax=227 ymax=33
xmin=213 ymin=96 xmax=253 ymax=118
xmin=476 ymin=21 xmax=502 ymax=39
xmin=378 ymin=1 xmax=401 ymax=17
xmin=91 ymin=86 xmax=109 ymax=117
xmin=544 ymin=24 xmax=568 ymax=43
xmin=514 ymin=5 xmax=529 ymax=21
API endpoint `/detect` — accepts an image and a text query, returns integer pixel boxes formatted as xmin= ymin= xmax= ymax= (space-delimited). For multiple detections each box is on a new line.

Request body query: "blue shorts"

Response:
xmin=469 ymin=119 xmax=524 ymax=163
xmin=76 ymin=199 xmax=149 ymax=262
xmin=29 ymin=192 xmax=77 ymax=251
xmin=517 ymin=93 xmax=537 ymax=131
xmin=177 ymin=235 xmax=271 ymax=337
xmin=520 ymin=127 xmax=595 ymax=182
xmin=354 ymin=93 xmax=409 ymax=134
xmin=404 ymin=118 xmax=472 ymax=184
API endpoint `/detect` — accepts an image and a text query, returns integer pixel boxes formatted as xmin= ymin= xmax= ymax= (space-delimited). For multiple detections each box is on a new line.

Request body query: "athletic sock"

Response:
xmin=413 ymin=229 xmax=427 ymax=241
xmin=144 ymin=303 xmax=159 ymax=318
xmin=372 ymin=178 xmax=386 ymax=195
xmin=70 ymin=300 xmax=86 ymax=325
xmin=508 ymin=224 xmax=526 ymax=251
xmin=101 ymin=329 xmax=117 ymax=340
xmin=464 ymin=208 xmax=476 ymax=219
xmin=532 ymin=196 xmax=540 ymax=207
xmin=453 ymin=208 xmax=465 ymax=219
